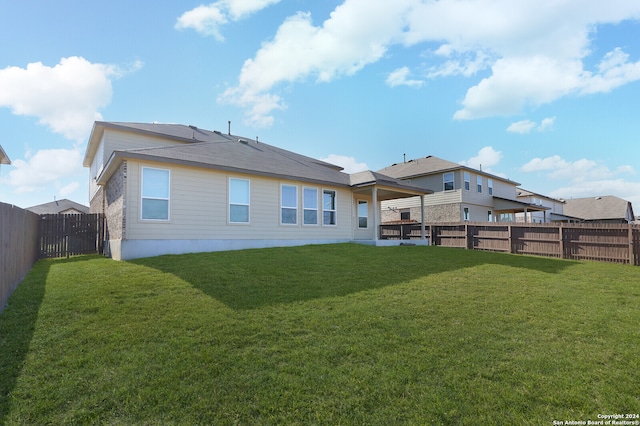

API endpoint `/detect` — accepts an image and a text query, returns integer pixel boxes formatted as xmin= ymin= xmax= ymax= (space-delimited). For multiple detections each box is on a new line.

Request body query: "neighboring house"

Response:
xmin=515 ymin=188 xmax=578 ymax=223
xmin=378 ymin=156 xmax=546 ymax=223
xmin=0 ymin=144 xmax=10 ymax=170
xmin=562 ymin=196 xmax=636 ymax=224
xmin=27 ymin=199 xmax=90 ymax=215
xmin=83 ymin=122 xmax=431 ymax=260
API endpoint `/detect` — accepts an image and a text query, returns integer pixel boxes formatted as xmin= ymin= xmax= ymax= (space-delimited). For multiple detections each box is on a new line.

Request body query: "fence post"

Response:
xmin=627 ymin=223 xmax=636 ymax=265
xmin=508 ymin=224 xmax=513 ymax=254
xmin=465 ymin=224 xmax=470 ymax=249
xmin=559 ymin=224 xmax=565 ymax=260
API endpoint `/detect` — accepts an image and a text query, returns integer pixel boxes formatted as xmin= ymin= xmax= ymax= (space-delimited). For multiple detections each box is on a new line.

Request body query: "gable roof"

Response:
xmin=349 ymin=170 xmax=433 ymax=200
xmin=563 ymin=196 xmax=635 ymax=222
xmin=0 ymin=144 xmax=10 ymax=165
xmin=91 ymin=122 xmax=429 ymax=196
xmin=516 ymin=188 xmax=565 ymax=204
xmin=27 ymin=199 xmax=90 ymax=215
xmin=378 ymin=155 xmax=520 ymax=186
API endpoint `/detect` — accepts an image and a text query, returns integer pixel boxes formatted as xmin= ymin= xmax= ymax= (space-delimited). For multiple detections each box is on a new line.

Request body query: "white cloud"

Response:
xmin=176 ymin=0 xmax=281 ymax=41
xmin=550 ymin=179 xmax=640 ymax=209
xmin=521 ymin=154 xmax=635 ymax=182
xmin=58 ymin=181 xmax=80 ymax=197
xmin=0 ymin=56 xmax=140 ymax=141
xmin=580 ymin=47 xmax=640 ymax=94
xmin=507 ymin=116 xmax=555 ymax=134
xmin=426 ymin=49 xmax=493 ymax=78
xmin=320 ymin=154 xmax=368 ymax=174
xmin=386 ymin=67 xmax=423 ymax=88
xmin=219 ymin=0 xmax=415 ymax=126
xmin=6 ymin=148 xmax=84 ymax=193
xmin=175 ymin=4 xmax=228 ymax=40
xmin=537 ymin=116 xmax=556 ymax=131
xmin=452 ymin=56 xmax=584 ymax=120
xmin=460 ymin=146 xmax=503 ymax=173
xmin=220 ymin=0 xmax=640 ymax=125
xmin=520 ymin=154 xmax=640 ymax=208
xmin=507 ymin=120 xmax=537 ymax=134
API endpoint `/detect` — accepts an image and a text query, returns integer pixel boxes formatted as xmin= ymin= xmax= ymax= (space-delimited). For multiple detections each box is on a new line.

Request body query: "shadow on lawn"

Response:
xmin=132 ymin=244 xmax=577 ymax=311
xmin=0 ymin=256 xmax=92 ymax=423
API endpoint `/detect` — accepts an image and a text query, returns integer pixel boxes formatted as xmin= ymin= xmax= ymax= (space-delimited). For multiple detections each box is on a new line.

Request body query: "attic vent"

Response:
xmin=238 ymin=139 xmax=248 ymax=144
xmin=213 ymin=130 xmax=221 ymax=135
xmin=189 ymin=125 xmax=197 ymax=130
xmin=595 ymin=196 xmax=602 ymax=200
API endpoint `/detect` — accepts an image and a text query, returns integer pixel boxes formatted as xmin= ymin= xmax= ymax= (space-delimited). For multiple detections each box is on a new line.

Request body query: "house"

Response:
xmin=515 ymin=188 xmax=579 ymax=223
xmin=27 ymin=199 xmax=90 ymax=215
xmin=83 ymin=122 xmax=431 ymax=260
xmin=378 ymin=156 xmax=546 ymax=223
xmin=562 ymin=196 xmax=635 ymax=224
xmin=0 ymin=144 xmax=10 ymax=169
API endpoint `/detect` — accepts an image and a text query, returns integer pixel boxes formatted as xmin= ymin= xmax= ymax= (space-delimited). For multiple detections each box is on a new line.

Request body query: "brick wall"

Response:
xmin=104 ymin=161 xmax=126 ymax=240
xmin=382 ymin=203 xmax=461 ymax=223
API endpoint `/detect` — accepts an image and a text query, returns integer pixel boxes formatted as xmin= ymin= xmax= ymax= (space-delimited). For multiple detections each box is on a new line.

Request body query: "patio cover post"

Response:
xmin=373 ymin=187 xmax=379 ymax=241
xmin=421 ymin=195 xmax=426 ymax=240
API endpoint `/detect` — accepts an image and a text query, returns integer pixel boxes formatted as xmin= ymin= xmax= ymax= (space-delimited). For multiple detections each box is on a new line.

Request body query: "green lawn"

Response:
xmin=1 ymin=244 xmax=639 ymax=424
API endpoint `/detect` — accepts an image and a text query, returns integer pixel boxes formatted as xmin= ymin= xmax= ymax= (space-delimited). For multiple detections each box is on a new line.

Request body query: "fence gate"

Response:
xmin=39 ymin=214 xmax=105 ymax=258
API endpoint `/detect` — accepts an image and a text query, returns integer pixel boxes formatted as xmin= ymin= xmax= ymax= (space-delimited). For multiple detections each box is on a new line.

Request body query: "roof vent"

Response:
xmin=238 ymin=139 xmax=248 ymax=144
xmin=189 ymin=125 xmax=197 ymax=130
xmin=595 ymin=196 xmax=602 ymax=200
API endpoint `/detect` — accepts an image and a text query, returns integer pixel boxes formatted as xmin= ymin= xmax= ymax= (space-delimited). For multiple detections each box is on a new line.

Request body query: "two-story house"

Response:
xmin=378 ymin=156 xmax=546 ymax=223
xmin=515 ymin=189 xmax=578 ymax=223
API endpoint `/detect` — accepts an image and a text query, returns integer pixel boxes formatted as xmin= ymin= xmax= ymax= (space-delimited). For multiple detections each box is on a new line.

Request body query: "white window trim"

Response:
xmin=443 ymin=172 xmax=454 ymax=191
xmin=463 ymin=206 xmax=470 ymax=221
xmin=477 ymin=175 xmax=482 ymax=193
xmin=140 ymin=166 xmax=170 ymax=222
xmin=322 ymin=189 xmax=337 ymax=226
xmin=488 ymin=178 xmax=493 ymax=195
xmin=303 ymin=187 xmax=319 ymax=226
xmin=229 ymin=177 xmax=250 ymax=224
xmin=464 ymin=171 xmax=470 ymax=191
xmin=280 ymin=184 xmax=298 ymax=226
xmin=357 ymin=199 xmax=368 ymax=229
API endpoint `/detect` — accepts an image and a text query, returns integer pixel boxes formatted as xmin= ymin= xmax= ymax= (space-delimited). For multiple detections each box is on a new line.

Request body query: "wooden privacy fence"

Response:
xmin=39 ymin=214 xmax=105 ymax=258
xmin=0 ymin=203 xmax=40 ymax=312
xmin=380 ymin=222 xmax=640 ymax=266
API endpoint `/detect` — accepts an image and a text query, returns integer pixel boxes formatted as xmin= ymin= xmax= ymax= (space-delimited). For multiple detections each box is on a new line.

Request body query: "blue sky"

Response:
xmin=1 ymin=0 xmax=640 ymax=211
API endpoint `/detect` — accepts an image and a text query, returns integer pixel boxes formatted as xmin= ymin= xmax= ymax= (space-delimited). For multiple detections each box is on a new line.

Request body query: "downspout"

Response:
xmin=372 ymin=187 xmax=379 ymax=241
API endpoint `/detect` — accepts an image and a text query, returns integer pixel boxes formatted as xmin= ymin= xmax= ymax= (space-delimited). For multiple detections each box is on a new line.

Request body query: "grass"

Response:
xmin=1 ymin=243 xmax=639 ymax=424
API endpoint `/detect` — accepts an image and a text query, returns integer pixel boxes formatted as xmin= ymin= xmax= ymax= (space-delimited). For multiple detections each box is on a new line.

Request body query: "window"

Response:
xmin=443 ymin=172 xmax=454 ymax=191
xmin=463 ymin=207 xmax=470 ymax=221
xmin=303 ymin=187 xmax=318 ymax=225
xmin=281 ymin=184 xmax=298 ymax=224
xmin=488 ymin=179 xmax=493 ymax=195
xmin=400 ymin=210 xmax=410 ymax=221
xmin=141 ymin=167 xmax=170 ymax=220
xmin=464 ymin=172 xmax=470 ymax=190
xmin=323 ymin=190 xmax=337 ymax=225
xmin=358 ymin=200 xmax=368 ymax=228
xmin=477 ymin=176 xmax=482 ymax=193
xmin=229 ymin=178 xmax=250 ymax=223
xmin=488 ymin=210 xmax=493 ymax=222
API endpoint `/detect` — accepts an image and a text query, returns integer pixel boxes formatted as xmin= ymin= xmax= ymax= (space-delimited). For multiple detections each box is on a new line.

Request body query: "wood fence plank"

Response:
xmin=38 ymin=214 xmax=104 ymax=258
xmin=380 ymin=222 xmax=640 ymax=266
